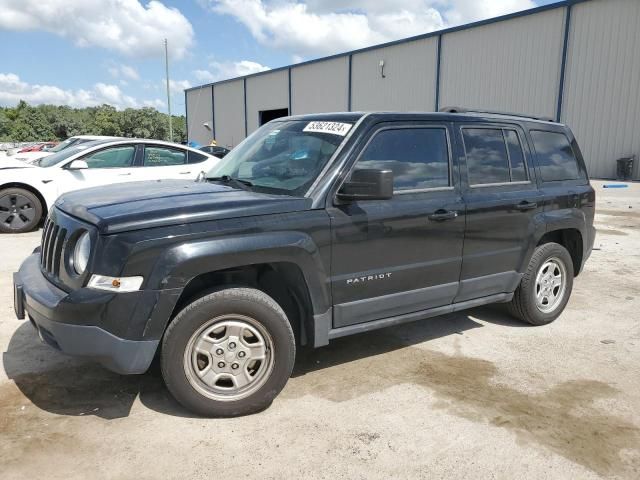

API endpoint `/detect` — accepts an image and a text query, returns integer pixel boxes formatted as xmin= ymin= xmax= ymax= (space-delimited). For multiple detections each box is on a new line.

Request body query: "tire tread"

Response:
xmin=509 ymin=242 xmax=574 ymax=326
xmin=161 ymin=287 xmax=295 ymax=417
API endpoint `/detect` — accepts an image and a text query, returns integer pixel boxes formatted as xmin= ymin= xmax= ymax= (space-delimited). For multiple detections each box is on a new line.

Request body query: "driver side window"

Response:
xmin=83 ymin=146 xmax=136 ymax=169
xmin=355 ymin=127 xmax=451 ymax=191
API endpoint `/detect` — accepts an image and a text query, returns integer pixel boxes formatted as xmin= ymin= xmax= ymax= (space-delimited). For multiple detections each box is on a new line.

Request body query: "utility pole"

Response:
xmin=164 ymin=38 xmax=173 ymax=142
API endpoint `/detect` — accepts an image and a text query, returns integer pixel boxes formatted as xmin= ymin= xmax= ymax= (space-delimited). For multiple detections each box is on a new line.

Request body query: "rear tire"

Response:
xmin=508 ymin=242 xmax=574 ymax=325
xmin=0 ymin=188 xmax=43 ymax=233
xmin=161 ymin=288 xmax=295 ymax=417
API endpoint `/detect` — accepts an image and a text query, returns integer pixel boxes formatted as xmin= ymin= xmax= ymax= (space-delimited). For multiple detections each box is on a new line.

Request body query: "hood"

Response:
xmin=55 ymin=179 xmax=312 ymax=234
xmin=9 ymin=151 xmax=50 ymax=163
xmin=0 ymin=157 xmax=37 ymax=170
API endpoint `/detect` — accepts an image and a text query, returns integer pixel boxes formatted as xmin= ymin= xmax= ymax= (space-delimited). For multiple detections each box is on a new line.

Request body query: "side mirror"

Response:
xmin=337 ymin=168 xmax=393 ymax=201
xmin=68 ymin=160 xmax=89 ymax=170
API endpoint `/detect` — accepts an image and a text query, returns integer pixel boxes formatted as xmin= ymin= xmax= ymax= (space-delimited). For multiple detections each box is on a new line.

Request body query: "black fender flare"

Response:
xmin=144 ymin=230 xmax=331 ymax=325
xmin=523 ymin=208 xmax=588 ymax=273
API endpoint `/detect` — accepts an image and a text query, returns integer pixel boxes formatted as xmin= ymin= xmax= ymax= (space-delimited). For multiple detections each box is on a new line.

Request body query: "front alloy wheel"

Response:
xmin=184 ymin=315 xmax=275 ymax=402
xmin=0 ymin=188 xmax=43 ymax=233
xmin=161 ymin=288 xmax=295 ymax=417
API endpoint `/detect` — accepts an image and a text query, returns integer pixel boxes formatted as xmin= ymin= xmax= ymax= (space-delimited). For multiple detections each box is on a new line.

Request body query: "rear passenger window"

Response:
xmin=462 ymin=128 xmax=529 ymax=185
xmin=356 ymin=128 xmax=450 ymax=191
xmin=144 ymin=147 xmax=186 ymax=166
xmin=531 ymin=131 xmax=581 ymax=182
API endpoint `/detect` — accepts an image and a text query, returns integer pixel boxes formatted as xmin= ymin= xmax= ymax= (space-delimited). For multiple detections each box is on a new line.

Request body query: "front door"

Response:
xmin=58 ymin=144 xmax=139 ymax=196
xmin=455 ymin=124 xmax=544 ymax=302
xmin=328 ymin=123 xmax=465 ymax=328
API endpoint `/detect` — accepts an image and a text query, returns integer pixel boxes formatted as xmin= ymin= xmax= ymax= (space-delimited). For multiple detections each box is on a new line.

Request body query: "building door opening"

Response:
xmin=259 ymin=108 xmax=289 ymax=126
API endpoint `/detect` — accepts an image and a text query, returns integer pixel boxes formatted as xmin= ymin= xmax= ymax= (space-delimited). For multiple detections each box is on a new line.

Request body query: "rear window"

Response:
xmin=531 ymin=130 xmax=581 ymax=182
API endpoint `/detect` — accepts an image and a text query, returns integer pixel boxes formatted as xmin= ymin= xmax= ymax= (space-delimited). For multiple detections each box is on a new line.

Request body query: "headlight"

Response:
xmin=73 ymin=231 xmax=91 ymax=275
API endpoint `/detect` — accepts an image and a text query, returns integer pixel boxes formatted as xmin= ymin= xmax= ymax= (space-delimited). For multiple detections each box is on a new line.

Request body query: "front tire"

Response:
xmin=0 ymin=188 xmax=43 ymax=233
xmin=508 ymin=242 xmax=574 ymax=326
xmin=161 ymin=288 xmax=295 ymax=417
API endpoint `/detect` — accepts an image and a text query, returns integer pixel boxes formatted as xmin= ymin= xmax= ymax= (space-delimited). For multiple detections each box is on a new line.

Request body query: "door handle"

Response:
xmin=514 ymin=201 xmax=537 ymax=211
xmin=118 ymin=173 xmax=131 ymax=176
xmin=428 ymin=210 xmax=458 ymax=222
xmin=179 ymin=171 xmax=192 ymax=175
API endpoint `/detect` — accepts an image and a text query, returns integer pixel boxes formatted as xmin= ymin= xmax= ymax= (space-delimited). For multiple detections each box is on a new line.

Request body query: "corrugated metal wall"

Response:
xmin=246 ymin=70 xmax=289 ymax=134
xmin=291 ymin=57 xmax=349 ymax=114
xmin=439 ymin=8 xmax=566 ymax=119
xmin=561 ymin=0 xmax=640 ymax=179
xmin=351 ymin=38 xmax=438 ymax=112
xmin=185 ymin=86 xmax=213 ymax=146
xmin=187 ymin=0 xmax=640 ymax=179
xmin=213 ymin=80 xmax=245 ymax=149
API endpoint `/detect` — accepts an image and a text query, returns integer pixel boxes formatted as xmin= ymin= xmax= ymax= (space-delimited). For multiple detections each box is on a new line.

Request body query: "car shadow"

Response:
xmin=2 ymin=305 xmax=522 ymax=419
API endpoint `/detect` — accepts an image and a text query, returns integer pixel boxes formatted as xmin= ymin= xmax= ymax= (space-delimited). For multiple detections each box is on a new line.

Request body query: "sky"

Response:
xmin=0 ymin=0 xmax=562 ymax=115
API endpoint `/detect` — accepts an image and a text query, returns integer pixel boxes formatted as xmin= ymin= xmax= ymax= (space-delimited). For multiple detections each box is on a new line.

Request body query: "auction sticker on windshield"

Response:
xmin=303 ymin=121 xmax=352 ymax=136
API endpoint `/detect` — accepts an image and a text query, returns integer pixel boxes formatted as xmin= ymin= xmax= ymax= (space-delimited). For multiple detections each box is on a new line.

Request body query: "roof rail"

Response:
xmin=439 ymin=107 xmax=555 ymax=122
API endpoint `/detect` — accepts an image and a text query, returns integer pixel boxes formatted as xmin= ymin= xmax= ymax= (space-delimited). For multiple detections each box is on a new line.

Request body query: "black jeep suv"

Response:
xmin=13 ymin=111 xmax=595 ymax=416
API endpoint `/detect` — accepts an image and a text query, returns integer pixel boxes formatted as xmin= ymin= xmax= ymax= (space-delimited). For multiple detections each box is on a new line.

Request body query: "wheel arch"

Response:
xmin=167 ymin=262 xmax=315 ymax=346
xmin=141 ymin=232 xmax=331 ymax=347
xmin=536 ymin=228 xmax=584 ymax=276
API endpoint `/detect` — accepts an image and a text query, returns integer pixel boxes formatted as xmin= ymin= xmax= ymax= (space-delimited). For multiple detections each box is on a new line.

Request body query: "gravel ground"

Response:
xmin=1 ymin=180 xmax=639 ymax=479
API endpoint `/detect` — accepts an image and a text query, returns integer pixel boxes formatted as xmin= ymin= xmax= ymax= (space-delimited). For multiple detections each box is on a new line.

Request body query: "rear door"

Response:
xmin=137 ymin=144 xmax=191 ymax=180
xmin=135 ymin=145 xmax=219 ymax=180
xmin=455 ymin=123 xmax=544 ymax=302
xmin=328 ymin=122 xmax=465 ymax=328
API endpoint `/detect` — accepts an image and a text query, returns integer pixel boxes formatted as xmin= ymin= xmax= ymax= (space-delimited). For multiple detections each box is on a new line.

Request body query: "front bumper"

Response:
xmin=14 ymin=254 xmax=160 ymax=374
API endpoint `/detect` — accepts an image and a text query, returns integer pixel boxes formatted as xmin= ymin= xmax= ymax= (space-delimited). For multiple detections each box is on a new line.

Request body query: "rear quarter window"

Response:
xmin=188 ymin=151 xmax=209 ymax=164
xmin=531 ymin=130 xmax=583 ymax=182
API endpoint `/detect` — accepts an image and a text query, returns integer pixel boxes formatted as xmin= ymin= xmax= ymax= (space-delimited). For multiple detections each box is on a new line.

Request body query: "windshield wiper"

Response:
xmin=207 ymin=175 xmax=253 ymax=191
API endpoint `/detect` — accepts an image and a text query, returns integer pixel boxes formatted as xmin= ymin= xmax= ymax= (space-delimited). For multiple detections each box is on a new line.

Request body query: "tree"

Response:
xmin=0 ymin=101 xmax=187 ymax=143
xmin=172 ymin=116 xmax=187 ymax=143
xmin=8 ymin=104 xmax=56 ymax=141
xmin=92 ymin=105 xmax=122 ymax=136
xmin=0 ymin=110 xmax=10 ymax=141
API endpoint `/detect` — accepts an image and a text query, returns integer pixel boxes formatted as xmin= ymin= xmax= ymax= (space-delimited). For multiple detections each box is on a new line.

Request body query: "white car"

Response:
xmin=8 ymin=135 xmax=122 ymax=165
xmin=0 ymin=139 xmax=221 ymax=233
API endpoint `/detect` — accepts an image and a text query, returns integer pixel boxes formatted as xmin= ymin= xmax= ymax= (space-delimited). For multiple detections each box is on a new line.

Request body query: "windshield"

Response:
xmin=38 ymin=144 xmax=93 ymax=167
xmin=206 ymin=120 xmax=352 ymax=196
xmin=48 ymin=137 xmax=81 ymax=153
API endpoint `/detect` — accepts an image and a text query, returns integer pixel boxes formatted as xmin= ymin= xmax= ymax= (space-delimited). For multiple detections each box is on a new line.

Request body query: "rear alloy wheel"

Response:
xmin=508 ymin=242 xmax=574 ymax=325
xmin=0 ymin=188 xmax=43 ymax=234
xmin=161 ymin=288 xmax=295 ymax=417
xmin=534 ymin=257 xmax=567 ymax=314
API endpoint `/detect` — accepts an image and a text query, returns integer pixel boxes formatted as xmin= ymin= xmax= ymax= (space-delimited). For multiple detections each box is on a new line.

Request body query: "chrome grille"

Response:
xmin=40 ymin=217 xmax=67 ymax=277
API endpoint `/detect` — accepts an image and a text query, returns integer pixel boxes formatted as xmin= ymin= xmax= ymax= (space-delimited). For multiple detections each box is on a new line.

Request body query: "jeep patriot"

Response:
xmin=13 ymin=111 xmax=596 ymax=416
